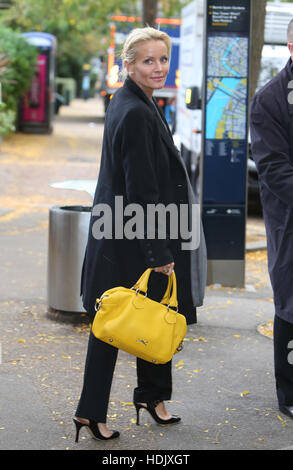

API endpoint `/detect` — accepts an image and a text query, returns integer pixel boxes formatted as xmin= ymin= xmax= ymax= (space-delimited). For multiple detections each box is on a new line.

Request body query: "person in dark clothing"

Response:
xmin=73 ymin=26 xmax=206 ymax=442
xmin=250 ymin=19 xmax=293 ymax=419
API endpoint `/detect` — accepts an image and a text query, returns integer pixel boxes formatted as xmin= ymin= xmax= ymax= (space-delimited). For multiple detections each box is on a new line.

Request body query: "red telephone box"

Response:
xmin=19 ymin=32 xmax=57 ymax=134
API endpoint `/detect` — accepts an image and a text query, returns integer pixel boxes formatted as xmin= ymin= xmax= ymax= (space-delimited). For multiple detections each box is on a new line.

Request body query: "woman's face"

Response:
xmin=126 ymin=39 xmax=169 ymax=99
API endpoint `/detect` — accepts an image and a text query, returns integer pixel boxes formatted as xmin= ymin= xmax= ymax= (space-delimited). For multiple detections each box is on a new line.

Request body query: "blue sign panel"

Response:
xmin=202 ymin=0 xmax=250 ymax=205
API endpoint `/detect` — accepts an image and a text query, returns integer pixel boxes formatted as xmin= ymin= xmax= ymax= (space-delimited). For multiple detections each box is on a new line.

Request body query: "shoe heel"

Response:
xmin=73 ymin=418 xmax=84 ymax=443
xmin=134 ymin=402 xmax=181 ymax=426
xmin=135 ymin=404 xmax=141 ymax=425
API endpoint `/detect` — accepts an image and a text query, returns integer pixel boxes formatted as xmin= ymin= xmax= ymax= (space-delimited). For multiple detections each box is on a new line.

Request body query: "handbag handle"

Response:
xmin=132 ymin=268 xmax=153 ymax=293
xmin=160 ymin=274 xmax=173 ymax=305
xmin=162 ymin=271 xmax=178 ymax=309
xmin=132 ymin=268 xmax=178 ymax=309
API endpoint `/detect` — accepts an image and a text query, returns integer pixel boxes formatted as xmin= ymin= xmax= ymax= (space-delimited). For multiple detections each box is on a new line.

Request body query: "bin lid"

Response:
xmin=50 ymin=180 xmax=96 ymax=199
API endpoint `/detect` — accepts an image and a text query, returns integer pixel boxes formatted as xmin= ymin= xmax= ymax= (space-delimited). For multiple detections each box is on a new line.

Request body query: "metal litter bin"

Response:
xmin=47 ymin=205 xmax=91 ymax=312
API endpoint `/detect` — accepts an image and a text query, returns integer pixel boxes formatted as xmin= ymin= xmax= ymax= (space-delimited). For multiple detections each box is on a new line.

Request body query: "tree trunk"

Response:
xmin=249 ymin=0 xmax=267 ymax=102
xmin=142 ymin=0 xmax=158 ymax=28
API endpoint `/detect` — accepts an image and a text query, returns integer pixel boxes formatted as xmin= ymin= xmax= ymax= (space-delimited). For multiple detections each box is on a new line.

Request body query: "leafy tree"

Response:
xmin=2 ymin=0 xmax=141 ymax=93
xmin=0 ymin=25 xmax=37 ymax=136
xmin=0 ymin=101 xmax=15 ymax=137
xmin=0 ymin=26 xmax=37 ymax=109
xmin=159 ymin=0 xmax=190 ymax=18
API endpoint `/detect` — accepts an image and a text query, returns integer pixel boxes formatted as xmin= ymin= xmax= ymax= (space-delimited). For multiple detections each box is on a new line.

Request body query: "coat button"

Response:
xmin=149 ymin=257 xmax=155 ymax=262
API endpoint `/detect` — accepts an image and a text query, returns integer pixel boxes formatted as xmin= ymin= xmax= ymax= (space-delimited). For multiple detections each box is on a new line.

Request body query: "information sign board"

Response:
xmin=201 ymin=0 xmax=251 ymax=286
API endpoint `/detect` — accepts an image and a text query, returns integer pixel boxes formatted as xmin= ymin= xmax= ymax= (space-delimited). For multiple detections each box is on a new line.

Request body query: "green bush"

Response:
xmin=0 ymin=25 xmax=37 ymax=137
xmin=0 ymin=102 xmax=15 ymax=137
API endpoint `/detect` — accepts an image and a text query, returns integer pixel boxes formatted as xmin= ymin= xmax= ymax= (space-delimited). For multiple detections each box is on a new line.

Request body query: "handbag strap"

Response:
xmin=163 ymin=271 xmax=178 ymax=309
xmin=160 ymin=274 xmax=172 ymax=305
xmin=132 ymin=268 xmax=178 ymax=309
xmin=132 ymin=268 xmax=153 ymax=293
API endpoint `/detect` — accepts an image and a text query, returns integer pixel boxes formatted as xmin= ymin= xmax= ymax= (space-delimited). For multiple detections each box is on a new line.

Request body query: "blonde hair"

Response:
xmin=120 ymin=27 xmax=172 ymax=80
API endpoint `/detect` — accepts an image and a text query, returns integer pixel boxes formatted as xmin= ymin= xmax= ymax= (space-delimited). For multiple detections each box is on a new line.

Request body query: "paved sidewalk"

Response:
xmin=0 ymin=98 xmax=291 ymax=451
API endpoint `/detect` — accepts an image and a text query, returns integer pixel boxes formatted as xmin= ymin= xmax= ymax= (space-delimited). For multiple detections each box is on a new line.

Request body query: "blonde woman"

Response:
xmin=73 ymin=27 xmax=206 ymax=443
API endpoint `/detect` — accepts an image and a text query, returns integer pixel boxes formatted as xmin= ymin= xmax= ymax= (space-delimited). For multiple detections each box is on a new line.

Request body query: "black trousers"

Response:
xmin=75 ymin=272 xmax=172 ymax=423
xmin=274 ymin=315 xmax=293 ymax=405
xmin=75 ymin=333 xmax=172 ymax=422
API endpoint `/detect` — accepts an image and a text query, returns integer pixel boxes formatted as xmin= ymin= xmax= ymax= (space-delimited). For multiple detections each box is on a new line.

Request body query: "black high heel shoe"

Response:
xmin=73 ymin=418 xmax=120 ymax=443
xmin=134 ymin=401 xmax=181 ymax=426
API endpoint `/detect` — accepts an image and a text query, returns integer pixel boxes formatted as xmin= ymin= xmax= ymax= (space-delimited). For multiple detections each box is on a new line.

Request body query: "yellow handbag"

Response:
xmin=91 ymin=268 xmax=187 ymax=364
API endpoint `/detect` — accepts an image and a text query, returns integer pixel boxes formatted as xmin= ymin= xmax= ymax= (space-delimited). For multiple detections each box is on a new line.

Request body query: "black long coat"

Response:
xmin=250 ymin=58 xmax=293 ymax=324
xmin=81 ymin=77 xmax=200 ymax=324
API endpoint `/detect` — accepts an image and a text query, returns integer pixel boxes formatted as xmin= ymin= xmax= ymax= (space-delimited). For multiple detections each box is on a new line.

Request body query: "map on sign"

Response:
xmin=206 ymin=36 xmax=248 ymax=140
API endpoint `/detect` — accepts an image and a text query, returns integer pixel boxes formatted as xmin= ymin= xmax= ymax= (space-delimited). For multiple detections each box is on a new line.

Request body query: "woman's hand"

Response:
xmin=154 ymin=262 xmax=175 ymax=276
